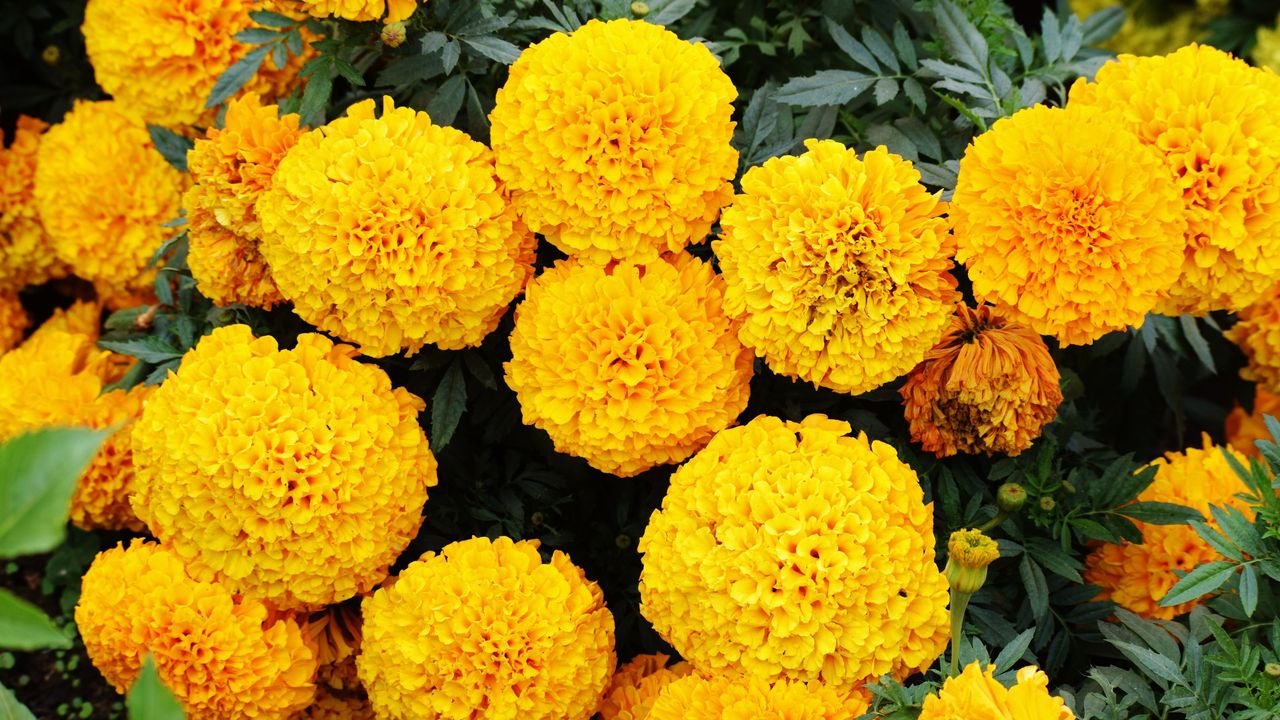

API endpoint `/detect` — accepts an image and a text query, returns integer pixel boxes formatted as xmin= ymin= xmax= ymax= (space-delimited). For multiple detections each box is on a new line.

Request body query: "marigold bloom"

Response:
xmin=258 ymin=97 xmax=535 ymax=356
xmin=358 ymin=536 xmax=615 ymax=720
xmin=76 ymin=540 xmax=316 ymax=719
xmin=0 ymin=116 xmax=65 ymax=291
xmin=1068 ymin=45 xmax=1280 ymax=315
xmin=131 ymin=324 xmax=437 ymax=610
xmin=919 ymin=662 xmax=1075 ymax=720
xmin=292 ymin=605 xmax=372 ymax=718
xmin=291 ymin=0 xmax=417 ymax=22
xmin=599 ymin=654 xmax=691 ymax=720
xmin=490 ymin=19 xmax=738 ymax=264
xmin=1226 ymin=282 xmax=1280 ymax=393
xmin=639 ymin=414 xmax=950 ymax=693
xmin=1084 ymin=437 xmax=1254 ymax=619
xmin=646 ymin=674 xmax=869 ymax=720
xmin=901 ymin=304 xmax=1062 ymax=457
xmin=0 ymin=292 xmax=28 ymax=352
xmin=946 ymin=529 xmax=1000 ymax=596
xmin=715 ymin=140 xmax=958 ymax=394
xmin=505 ymin=253 xmax=753 ymax=476
xmin=35 ymin=101 xmax=183 ymax=295
xmin=951 ymin=104 xmax=1184 ymax=345
xmin=34 ymin=300 xmax=102 ymax=341
xmin=187 ymin=203 xmax=286 ymax=309
xmin=1225 ymin=386 xmax=1280 ymax=456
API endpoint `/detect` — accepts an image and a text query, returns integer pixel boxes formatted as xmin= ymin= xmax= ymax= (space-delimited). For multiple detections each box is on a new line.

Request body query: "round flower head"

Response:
xmin=638 ymin=414 xmax=951 ymax=693
xmin=0 ymin=116 xmax=66 ymax=291
xmin=1226 ymin=282 xmax=1280 ymax=393
xmin=490 ymin=19 xmax=738 ymax=264
xmin=1226 ymin=386 xmax=1280 ymax=457
xmin=290 ymin=0 xmax=417 ymax=22
xmin=130 ymin=324 xmax=438 ymax=610
xmin=714 ymin=140 xmax=958 ymax=394
xmin=646 ymin=673 xmax=869 ymax=720
xmin=599 ymin=654 xmax=692 ymax=720
xmin=505 ymin=253 xmax=753 ymax=476
xmin=1084 ymin=437 xmax=1254 ymax=619
xmin=358 ymin=536 xmax=616 ymax=720
xmin=901 ymin=304 xmax=1062 ymax=457
xmin=35 ymin=100 xmax=184 ymax=295
xmin=950 ymin=104 xmax=1184 ymax=345
xmin=76 ymin=540 xmax=316 ymax=719
xmin=186 ymin=202 xmax=286 ymax=309
xmin=0 ymin=292 xmax=28 ymax=352
xmin=1068 ymin=45 xmax=1280 ymax=315
xmin=945 ymin=529 xmax=1000 ymax=596
xmin=258 ymin=97 xmax=536 ymax=356
xmin=919 ymin=662 xmax=1074 ymax=720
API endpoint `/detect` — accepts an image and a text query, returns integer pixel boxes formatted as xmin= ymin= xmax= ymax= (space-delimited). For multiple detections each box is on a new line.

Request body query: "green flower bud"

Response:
xmin=997 ymin=483 xmax=1028 ymax=513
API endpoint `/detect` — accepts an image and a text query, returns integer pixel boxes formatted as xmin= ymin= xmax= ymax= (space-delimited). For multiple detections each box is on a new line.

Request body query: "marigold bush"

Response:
xmin=646 ymin=673 xmax=869 ymax=720
xmin=919 ymin=662 xmax=1075 ymax=720
xmin=0 ymin=116 xmax=64 ymax=291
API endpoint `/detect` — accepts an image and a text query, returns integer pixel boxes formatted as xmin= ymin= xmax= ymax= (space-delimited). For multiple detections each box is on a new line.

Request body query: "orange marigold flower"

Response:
xmin=0 ymin=292 xmax=28 ymax=352
xmin=1084 ymin=437 xmax=1253 ymax=619
xmin=490 ymin=19 xmax=738 ymax=264
xmin=646 ymin=673 xmax=869 ymax=720
xmin=715 ymin=140 xmax=958 ymax=394
xmin=130 ymin=324 xmax=438 ymax=610
xmin=1225 ymin=385 xmax=1280 ymax=457
xmin=901 ymin=304 xmax=1062 ymax=457
xmin=1227 ymin=282 xmax=1280 ymax=393
xmin=258 ymin=97 xmax=536 ymax=356
xmin=639 ymin=414 xmax=950 ymax=694
xmin=505 ymin=253 xmax=753 ymax=477
xmin=76 ymin=540 xmax=316 ymax=719
xmin=951 ymin=104 xmax=1185 ymax=345
xmin=291 ymin=604 xmax=372 ymax=717
xmin=34 ymin=300 xmax=102 ymax=341
xmin=599 ymin=654 xmax=692 ymax=720
xmin=69 ymin=385 xmax=151 ymax=532
xmin=358 ymin=536 xmax=616 ymax=720
xmin=35 ymin=101 xmax=183 ymax=295
xmin=1068 ymin=45 xmax=1280 ymax=315
xmin=290 ymin=0 xmax=418 ymax=22
xmin=0 ymin=116 xmax=66 ymax=291
xmin=186 ymin=203 xmax=286 ymax=309
xmin=919 ymin=662 xmax=1075 ymax=720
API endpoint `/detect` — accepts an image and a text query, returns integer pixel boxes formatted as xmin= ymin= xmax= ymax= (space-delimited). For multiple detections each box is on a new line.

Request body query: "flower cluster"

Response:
xmin=358 ymin=536 xmax=615 ymax=719
xmin=715 ymin=140 xmax=958 ymax=394
xmin=0 ymin=116 xmax=64 ymax=291
xmin=598 ymin=654 xmax=691 ymax=720
xmin=639 ymin=414 xmax=950 ymax=694
xmin=919 ymin=662 xmax=1075 ymax=720
xmin=76 ymin=540 xmax=316 ymax=719
xmin=505 ymin=253 xmax=753 ymax=476
xmin=130 ymin=324 xmax=437 ymax=609
xmin=646 ymin=674 xmax=869 ymax=720
xmin=257 ymin=97 xmax=536 ymax=356
xmin=1226 ymin=282 xmax=1280 ymax=393
xmin=490 ymin=19 xmax=738 ymax=264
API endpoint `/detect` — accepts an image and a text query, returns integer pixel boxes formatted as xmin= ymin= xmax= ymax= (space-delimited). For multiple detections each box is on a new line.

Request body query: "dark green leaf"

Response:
xmin=645 ymin=0 xmax=696 ymax=27
xmin=462 ymin=36 xmax=522 ymax=64
xmin=127 ymin=657 xmax=185 ymax=720
xmin=427 ymin=74 xmax=467 ymax=125
xmin=825 ymin=18 xmax=878 ymax=73
xmin=146 ymin=126 xmax=194 ymax=173
xmin=1159 ymin=560 xmax=1235 ymax=607
xmin=992 ymin=628 xmax=1034 ymax=673
xmin=1209 ymin=504 xmax=1265 ymax=558
xmin=1019 ymin=555 xmax=1049 ymax=621
xmin=299 ymin=68 xmax=334 ymax=127
xmin=249 ymin=10 xmax=297 ymax=28
xmin=775 ymin=70 xmax=873 ymax=106
xmin=0 ymin=428 xmax=109 ymax=558
xmin=1080 ymin=6 xmax=1125 ymax=45
xmin=0 ymin=588 xmax=70 ymax=650
xmin=98 ymin=337 xmax=184 ymax=365
xmin=421 ymin=31 xmax=449 ymax=54
xmin=1190 ymin=520 xmax=1244 ymax=562
xmin=1178 ymin=315 xmax=1216 ymax=373
xmin=206 ymin=44 xmax=271 ymax=108
xmin=333 ymin=58 xmax=365 ymax=87
xmin=431 ymin=360 xmax=468 ymax=451
xmin=861 ymin=27 xmax=899 ymax=73
xmin=441 ymin=40 xmax=461 ymax=75
xmin=462 ymin=352 xmax=497 ymax=390
xmin=1239 ymin=563 xmax=1258 ymax=618
xmin=233 ymin=27 xmax=280 ymax=44
xmin=1119 ymin=502 xmax=1203 ymax=526
xmin=1109 ymin=640 xmax=1183 ymax=686
xmin=933 ymin=0 xmax=989 ymax=71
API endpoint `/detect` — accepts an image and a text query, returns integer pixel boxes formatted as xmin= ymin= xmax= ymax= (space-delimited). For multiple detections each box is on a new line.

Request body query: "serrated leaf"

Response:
xmin=992 ymin=628 xmax=1034 ymax=673
xmin=933 ymin=0 xmax=988 ymax=71
xmin=462 ymin=352 xmax=497 ymax=390
xmin=872 ymin=77 xmax=899 ymax=105
xmin=298 ymin=67 xmax=334 ymax=127
xmin=892 ymin=21 xmax=917 ymax=69
xmin=1239 ymin=563 xmax=1259 ymax=617
xmin=902 ymin=76 xmax=926 ymax=111
xmin=0 ymin=588 xmax=70 ymax=650
xmin=775 ymin=70 xmax=873 ymax=107
xmin=98 ymin=337 xmax=184 ymax=365
xmin=127 ymin=657 xmax=185 ymax=720
xmin=1041 ymin=9 xmax=1061 ymax=63
xmin=249 ymin=9 xmax=296 ymax=28
xmin=427 ymin=74 xmax=467 ymax=125
xmin=645 ymin=0 xmax=696 ymax=27
xmin=1210 ymin=504 xmax=1266 ymax=558
xmin=146 ymin=126 xmax=194 ymax=173
xmin=421 ymin=31 xmax=449 ymax=54
xmin=1026 ymin=537 xmax=1084 ymax=582
xmin=1109 ymin=640 xmax=1183 ymax=686
xmin=1159 ymin=560 xmax=1235 ymax=607
xmin=0 ymin=682 xmax=37 ymax=720
xmin=1019 ymin=555 xmax=1049 ymax=621
xmin=865 ymin=124 xmax=916 ymax=161
xmin=234 ymin=27 xmax=280 ymax=44
xmin=1119 ymin=501 xmax=1203 ymax=526
xmin=1178 ymin=315 xmax=1216 ymax=373
xmin=825 ymin=18 xmax=879 ymax=73
xmin=431 ymin=360 xmax=467 ymax=451
xmin=332 ymin=58 xmax=365 ymax=87
xmin=861 ymin=27 xmax=899 ymax=73
xmin=1080 ymin=6 xmax=1125 ymax=45
xmin=462 ymin=36 xmax=521 ymax=64
xmin=441 ymin=39 xmax=461 ymax=75
xmin=0 ymin=428 xmax=109 ymax=558
xmin=1190 ymin=520 xmax=1244 ymax=562
xmin=206 ymin=44 xmax=271 ymax=108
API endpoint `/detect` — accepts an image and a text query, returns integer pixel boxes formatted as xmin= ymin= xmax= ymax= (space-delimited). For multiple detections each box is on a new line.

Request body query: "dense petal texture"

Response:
xmin=505 ymin=253 xmax=753 ymax=476
xmin=919 ymin=662 xmax=1074 ymax=720
xmin=598 ymin=654 xmax=691 ymax=720
xmin=76 ymin=541 xmax=316 ymax=719
xmin=951 ymin=104 xmax=1185 ymax=345
xmin=646 ymin=673 xmax=869 ymax=720
xmin=291 ymin=605 xmax=372 ymax=718
xmin=1226 ymin=282 xmax=1280 ymax=393
xmin=258 ymin=97 xmax=536 ymax=356
xmin=1225 ymin=385 xmax=1280 ymax=456
xmin=490 ymin=19 xmax=737 ymax=264
xmin=639 ymin=414 xmax=950 ymax=693
xmin=0 ymin=292 xmax=28 ymax=352
xmin=1084 ymin=437 xmax=1254 ymax=618
xmin=358 ymin=536 xmax=615 ymax=720
xmin=1068 ymin=45 xmax=1280 ymax=315
xmin=290 ymin=0 xmax=418 ymax=22
xmin=715 ymin=140 xmax=958 ymax=394
xmin=0 ymin=117 xmax=65 ymax=291
xmin=901 ymin=304 xmax=1062 ymax=457
xmin=130 ymin=324 xmax=437 ymax=610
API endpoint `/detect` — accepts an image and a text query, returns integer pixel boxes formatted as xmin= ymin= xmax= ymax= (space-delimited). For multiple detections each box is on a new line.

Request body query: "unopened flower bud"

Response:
xmin=381 ymin=21 xmax=408 ymax=48
xmin=1267 ymin=662 xmax=1280 ymax=678
xmin=1039 ymin=497 xmax=1056 ymax=512
xmin=631 ymin=2 xmax=650 ymax=17
xmin=997 ymin=483 xmax=1027 ymax=513
xmin=615 ymin=534 xmax=632 ymax=549
xmin=42 ymin=45 xmax=60 ymax=65
xmin=945 ymin=529 xmax=1000 ymax=595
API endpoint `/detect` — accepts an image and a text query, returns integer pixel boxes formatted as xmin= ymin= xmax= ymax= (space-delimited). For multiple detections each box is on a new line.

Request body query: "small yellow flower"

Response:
xmin=0 ymin=116 xmax=66 ymax=292
xmin=380 ymin=20 xmax=407 ymax=47
xmin=920 ymin=662 xmax=1075 ymax=719
xmin=946 ymin=529 xmax=1000 ymax=595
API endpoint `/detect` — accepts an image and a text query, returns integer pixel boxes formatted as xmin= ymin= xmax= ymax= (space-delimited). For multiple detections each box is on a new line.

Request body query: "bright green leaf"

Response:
xmin=1159 ymin=560 xmax=1235 ymax=607
xmin=0 ymin=588 xmax=70 ymax=650
xmin=127 ymin=657 xmax=185 ymax=720
xmin=0 ymin=428 xmax=109 ymax=558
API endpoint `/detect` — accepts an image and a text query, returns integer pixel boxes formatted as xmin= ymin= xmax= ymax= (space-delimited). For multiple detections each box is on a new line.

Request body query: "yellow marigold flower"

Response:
xmin=1256 ymin=16 xmax=1280 ymax=71
xmin=0 ymin=292 xmax=28 ymax=352
xmin=715 ymin=140 xmax=958 ymax=394
xmin=130 ymin=324 xmax=438 ymax=610
xmin=76 ymin=540 xmax=316 ymax=719
xmin=599 ymin=654 xmax=692 ymax=720
xmin=1227 ymin=282 xmax=1280 ymax=393
xmin=291 ymin=0 xmax=418 ymax=22
xmin=35 ymin=100 xmax=183 ymax=295
xmin=638 ymin=414 xmax=950 ymax=693
xmin=291 ymin=605 xmax=372 ymax=718
xmin=1068 ymin=45 xmax=1280 ymax=315
xmin=919 ymin=662 xmax=1074 ymax=720
xmin=951 ymin=104 xmax=1184 ymax=345
xmin=1084 ymin=437 xmax=1254 ymax=619
xmin=69 ymin=385 xmax=151 ymax=532
xmin=901 ymin=304 xmax=1062 ymax=457
xmin=258 ymin=97 xmax=536 ymax=356
xmin=505 ymin=253 xmax=753 ymax=477
xmin=1225 ymin=385 xmax=1280 ymax=457
xmin=358 ymin=536 xmax=616 ymax=720
xmin=490 ymin=19 xmax=738 ymax=264
xmin=646 ymin=673 xmax=869 ymax=720
xmin=34 ymin=300 xmax=103 ymax=341
xmin=0 ymin=116 xmax=66 ymax=291
xmin=187 ymin=202 xmax=286 ymax=309
xmin=946 ymin=529 xmax=1000 ymax=596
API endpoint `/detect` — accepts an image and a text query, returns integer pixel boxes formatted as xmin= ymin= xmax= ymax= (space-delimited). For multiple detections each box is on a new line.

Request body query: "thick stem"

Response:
xmin=977 ymin=510 xmax=1008 ymax=533
xmin=949 ymin=590 xmax=972 ymax=676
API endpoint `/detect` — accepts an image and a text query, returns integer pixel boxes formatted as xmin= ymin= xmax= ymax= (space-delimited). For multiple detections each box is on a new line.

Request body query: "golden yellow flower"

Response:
xmin=715 ymin=140 xmax=958 ymax=394
xmin=1227 ymin=282 xmax=1280 ymax=393
xmin=1068 ymin=45 xmax=1280 ymax=315
xmin=945 ymin=529 xmax=1000 ymax=595
xmin=130 ymin=324 xmax=437 ymax=610
xmin=35 ymin=100 xmax=184 ymax=295
xmin=1084 ymin=437 xmax=1253 ymax=619
xmin=598 ymin=654 xmax=692 ymax=720
xmin=646 ymin=673 xmax=869 ymax=720
xmin=34 ymin=300 xmax=103 ymax=341
xmin=505 ymin=253 xmax=753 ymax=477
xmin=290 ymin=605 xmax=372 ymax=718
xmin=0 ymin=292 xmax=28 ymax=352
xmin=0 ymin=116 xmax=65 ymax=291
xmin=638 ymin=414 xmax=950 ymax=693
xmin=258 ymin=97 xmax=536 ymax=356
xmin=951 ymin=104 xmax=1184 ymax=345
xmin=358 ymin=536 xmax=615 ymax=720
xmin=1225 ymin=385 xmax=1280 ymax=456
xmin=919 ymin=662 xmax=1075 ymax=720
xmin=186 ymin=203 xmax=286 ymax=309
xmin=901 ymin=304 xmax=1062 ymax=457
xmin=1256 ymin=15 xmax=1280 ymax=71
xmin=76 ymin=540 xmax=316 ymax=719
xmin=291 ymin=0 xmax=418 ymax=22
xmin=490 ymin=19 xmax=738 ymax=264
xmin=68 ymin=385 xmax=151 ymax=532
